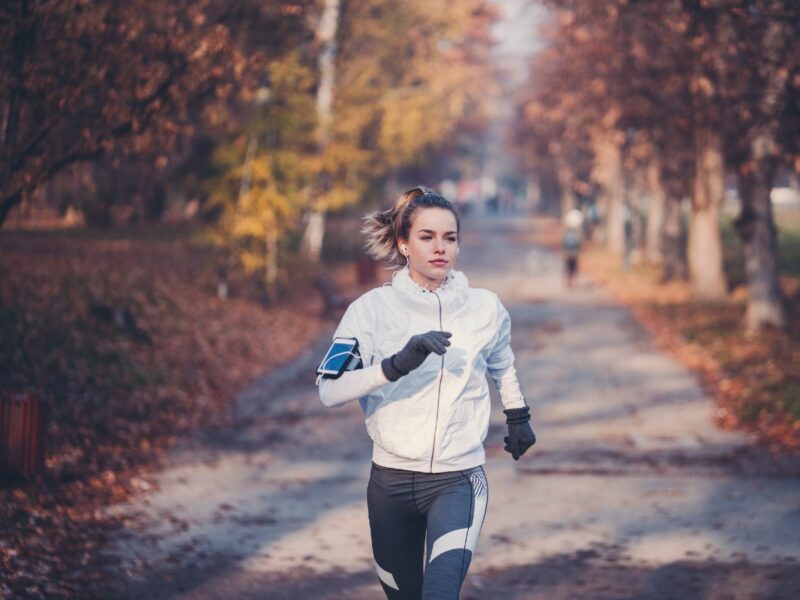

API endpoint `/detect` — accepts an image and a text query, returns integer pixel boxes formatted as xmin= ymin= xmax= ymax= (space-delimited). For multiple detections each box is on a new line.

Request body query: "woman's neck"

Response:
xmin=408 ymin=266 xmax=447 ymax=291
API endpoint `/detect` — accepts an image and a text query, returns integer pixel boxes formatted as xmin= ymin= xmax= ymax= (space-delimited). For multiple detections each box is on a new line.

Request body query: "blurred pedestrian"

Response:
xmin=623 ymin=203 xmax=634 ymax=271
xmin=562 ymin=209 xmax=584 ymax=289
xmin=317 ymin=186 xmax=535 ymax=600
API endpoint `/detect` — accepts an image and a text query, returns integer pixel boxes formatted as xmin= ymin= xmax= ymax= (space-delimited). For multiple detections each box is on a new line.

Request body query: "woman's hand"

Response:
xmin=503 ymin=406 xmax=536 ymax=460
xmin=381 ymin=330 xmax=452 ymax=382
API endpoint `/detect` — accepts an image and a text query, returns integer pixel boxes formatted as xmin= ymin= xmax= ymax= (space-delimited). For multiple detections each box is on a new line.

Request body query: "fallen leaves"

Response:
xmin=569 ymin=228 xmax=800 ymax=450
xmin=0 ymin=227 xmax=364 ymax=598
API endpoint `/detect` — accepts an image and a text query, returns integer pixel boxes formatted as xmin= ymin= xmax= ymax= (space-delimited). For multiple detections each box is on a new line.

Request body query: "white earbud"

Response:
xmin=402 ymin=245 xmax=408 ymax=255
xmin=456 ymin=247 xmax=460 ymax=255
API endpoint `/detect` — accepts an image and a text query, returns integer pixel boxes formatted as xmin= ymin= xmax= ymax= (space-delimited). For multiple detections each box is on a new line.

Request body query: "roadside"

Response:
xmin=0 ymin=226 xmax=366 ymax=599
xmin=540 ymin=209 xmax=800 ymax=449
xmin=104 ymin=214 xmax=800 ymax=599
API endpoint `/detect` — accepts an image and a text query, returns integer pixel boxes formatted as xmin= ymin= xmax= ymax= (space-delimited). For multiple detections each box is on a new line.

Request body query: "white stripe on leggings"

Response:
xmin=376 ymin=561 xmax=400 ymax=590
xmin=427 ymin=479 xmax=487 ymax=564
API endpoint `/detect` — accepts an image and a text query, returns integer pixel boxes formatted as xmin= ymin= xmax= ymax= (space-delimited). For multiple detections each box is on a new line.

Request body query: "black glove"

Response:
xmin=503 ymin=406 xmax=536 ymax=461
xmin=381 ymin=330 xmax=452 ymax=382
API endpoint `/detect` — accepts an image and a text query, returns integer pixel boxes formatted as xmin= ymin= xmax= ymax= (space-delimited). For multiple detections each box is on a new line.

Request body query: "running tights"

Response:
xmin=367 ymin=462 xmax=489 ymax=600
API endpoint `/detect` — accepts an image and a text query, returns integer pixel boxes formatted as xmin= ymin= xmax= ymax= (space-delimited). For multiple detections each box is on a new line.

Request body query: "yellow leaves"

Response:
xmin=269 ymin=51 xmax=316 ymax=96
xmin=321 ymin=186 xmax=360 ymax=212
xmin=232 ymin=214 xmax=264 ymax=238
xmin=239 ymin=250 xmax=265 ymax=274
xmin=330 ymin=0 xmax=496 ymax=174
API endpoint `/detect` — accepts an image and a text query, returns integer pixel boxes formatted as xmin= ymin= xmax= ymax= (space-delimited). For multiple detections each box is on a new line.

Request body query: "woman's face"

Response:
xmin=399 ymin=207 xmax=459 ymax=289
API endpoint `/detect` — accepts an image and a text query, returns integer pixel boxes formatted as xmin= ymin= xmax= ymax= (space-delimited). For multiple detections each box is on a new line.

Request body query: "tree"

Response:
xmin=205 ymin=53 xmax=318 ymax=301
xmin=725 ymin=2 xmax=799 ymax=331
xmin=320 ymin=0 xmax=499 ymax=219
xmin=0 ymin=0 xmax=312 ymax=228
xmin=515 ymin=0 xmax=799 ymax=325
xmin=300 ymin=0 xmax=340 ymax=261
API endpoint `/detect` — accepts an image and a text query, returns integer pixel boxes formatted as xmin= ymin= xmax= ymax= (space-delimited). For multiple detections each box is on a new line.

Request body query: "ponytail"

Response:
xmin=361 ymin=186 xmax=460 ymax=269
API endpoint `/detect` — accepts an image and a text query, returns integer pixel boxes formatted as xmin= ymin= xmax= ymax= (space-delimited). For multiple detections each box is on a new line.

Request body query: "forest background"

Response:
xmin=1 ymin=0 xmax=798 ymax=597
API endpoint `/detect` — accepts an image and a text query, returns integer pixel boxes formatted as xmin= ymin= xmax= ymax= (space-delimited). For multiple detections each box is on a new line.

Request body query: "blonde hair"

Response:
xmin=362 ymin=186 xmax=460 ymax=269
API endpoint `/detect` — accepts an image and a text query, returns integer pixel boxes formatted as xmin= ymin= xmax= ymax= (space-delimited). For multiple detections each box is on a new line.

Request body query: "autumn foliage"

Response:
xmin=0 ymin=228 xmax=342 ymax=597
xmin=512 ymin=0 xmax=800 ymax=333
xmin=0 ymin=0 xmax=313 ymax=226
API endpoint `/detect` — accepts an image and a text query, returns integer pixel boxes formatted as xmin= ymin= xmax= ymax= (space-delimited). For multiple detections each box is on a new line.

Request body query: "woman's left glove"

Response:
xmin=503 ymin=406 xmax=536 ymax=461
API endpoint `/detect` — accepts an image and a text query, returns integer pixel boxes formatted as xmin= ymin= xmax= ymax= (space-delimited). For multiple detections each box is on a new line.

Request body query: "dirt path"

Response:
xmin=107 ymin=214 xmax=800 ymax=599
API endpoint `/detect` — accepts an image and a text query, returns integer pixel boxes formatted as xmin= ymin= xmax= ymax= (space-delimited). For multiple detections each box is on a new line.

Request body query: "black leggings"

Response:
xmin=367 ymin=462 xmax=489 ymax=600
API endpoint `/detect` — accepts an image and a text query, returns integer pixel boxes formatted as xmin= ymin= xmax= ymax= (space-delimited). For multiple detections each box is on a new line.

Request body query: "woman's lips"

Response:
xmin=430 ymin=260 xmax=448 ymax=266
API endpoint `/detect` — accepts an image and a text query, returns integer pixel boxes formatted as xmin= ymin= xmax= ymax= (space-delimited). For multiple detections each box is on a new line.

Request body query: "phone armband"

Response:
xmin=315 ymin=337 xmax=363 ymax=385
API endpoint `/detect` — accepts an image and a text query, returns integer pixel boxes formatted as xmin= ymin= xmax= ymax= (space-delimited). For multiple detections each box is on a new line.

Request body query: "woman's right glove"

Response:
xmin=503 ymin=406 xmax=536 ymax=460
xmin=381 ymin=330 xmax=452 ymax=382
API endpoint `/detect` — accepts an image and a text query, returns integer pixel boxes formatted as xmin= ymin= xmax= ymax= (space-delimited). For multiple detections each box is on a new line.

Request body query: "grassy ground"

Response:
xmin=0 ymin=223 xmax=369 ymax=598
xmin=537 ymin=209 xmax=800 ymax=449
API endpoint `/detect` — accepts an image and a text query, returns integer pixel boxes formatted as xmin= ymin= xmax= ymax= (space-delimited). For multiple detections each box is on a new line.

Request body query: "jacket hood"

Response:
xmin=390 ymin=266 xmax=470 ymax=313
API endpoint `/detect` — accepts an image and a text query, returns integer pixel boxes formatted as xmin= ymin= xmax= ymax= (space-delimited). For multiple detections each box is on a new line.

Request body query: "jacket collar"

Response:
xmin=390 ymin=266 xmax=469 ymax=313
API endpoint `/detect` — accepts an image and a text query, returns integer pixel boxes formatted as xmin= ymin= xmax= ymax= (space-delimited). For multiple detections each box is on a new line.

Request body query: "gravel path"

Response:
xmin=108 ymin=214 xmax=800 ymax=599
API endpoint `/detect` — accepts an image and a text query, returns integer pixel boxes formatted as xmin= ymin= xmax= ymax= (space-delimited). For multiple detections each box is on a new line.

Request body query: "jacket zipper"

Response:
xmin=429 ymin=290 xmax=444 ymax=473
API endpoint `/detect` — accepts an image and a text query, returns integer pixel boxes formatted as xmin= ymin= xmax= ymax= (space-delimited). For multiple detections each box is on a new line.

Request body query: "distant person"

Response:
xmin=317 ymin=186 xmax=535 ymax=599
xmin=563 ymin=209 xmax=584 ymax=289
xmin=486 ymin=194 xmax=499 ymax=214
xmin=623 ymin=203 xmax=634 ymax=271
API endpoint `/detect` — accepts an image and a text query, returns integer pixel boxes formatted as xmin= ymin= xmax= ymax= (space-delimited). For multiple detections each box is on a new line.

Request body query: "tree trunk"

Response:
xmin=645 ymin=159 xmax=665 ymax=264
xmin=607 ymin=174 xmax=625 ymax=256
xmin=590 ymin=123 xmax=625 ymax=255
xmin=265 ymin=216 xmax=279 ymax=303
xmin=556 ymin=163 xmax=576 ymax=217
xmin=736 ymin=151 xmax=785 ymax=333
xmin=687 ymin=130 xmax=727 ymax=300
xmin=314 ymin=0 xmax=339 ymax=150
xmin=734 ymin=14 xmax=790 ymax=333
xmin=301 ymin=0 xmax=340 ymax=261
xmin=301 ymin=210 xmax=326 ymax=261
xmin=627 ymin=169 xmax=647 ymax=267
xmin=0 ymin=192 xmax=22 ymax=227
xmin=661 ymin=196 xmax=686 ymax=282
xmin=0 ymin=1 xmax=32 ymax=229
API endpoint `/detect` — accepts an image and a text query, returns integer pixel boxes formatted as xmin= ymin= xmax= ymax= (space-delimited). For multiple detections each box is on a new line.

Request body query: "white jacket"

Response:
xmin=318 ymin=266 xmax=527 ymax=473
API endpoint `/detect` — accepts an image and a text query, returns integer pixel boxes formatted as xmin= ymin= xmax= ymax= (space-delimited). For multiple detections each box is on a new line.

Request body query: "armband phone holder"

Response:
xmin=315 ymin=337 xmax=362 ymax=385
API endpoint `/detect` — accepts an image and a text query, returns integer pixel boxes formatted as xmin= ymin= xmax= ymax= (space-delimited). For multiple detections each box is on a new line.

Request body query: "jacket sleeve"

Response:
xmin=319 ymin=364 xmax=389 ymax=407
xmin=317 ymin=296 xmax=388 ymax=407
xmin=486 ymin=296 xmax=528 ymax=410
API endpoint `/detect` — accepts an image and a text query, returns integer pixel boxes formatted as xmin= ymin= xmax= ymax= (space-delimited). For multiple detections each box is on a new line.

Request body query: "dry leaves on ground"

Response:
xmin=0 ymin=228 xmax=367 ymax=598
xmin=531 ymin=216 xmax=800 ymax=450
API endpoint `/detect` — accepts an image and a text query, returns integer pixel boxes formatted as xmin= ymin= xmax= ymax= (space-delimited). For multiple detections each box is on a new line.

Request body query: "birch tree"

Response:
xmin=300 ymin=0 xmax=340 ymax=261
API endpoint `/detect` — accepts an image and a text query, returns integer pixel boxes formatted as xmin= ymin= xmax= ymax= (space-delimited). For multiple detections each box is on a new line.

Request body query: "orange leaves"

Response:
xmin=0 ymin=227 xmax=362 ymax=595
xmin=571 ymin=226 xmax=800 ymax=450
xmin=0 ymin=0 xmax=313 ymax=227
xmin=690 ymin=75 xmax=715 ymax=98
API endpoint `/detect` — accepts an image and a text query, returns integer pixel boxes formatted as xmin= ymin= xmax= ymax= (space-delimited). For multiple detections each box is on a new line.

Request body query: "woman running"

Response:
xmin=317 ymin=186 xmax=536 ymax=599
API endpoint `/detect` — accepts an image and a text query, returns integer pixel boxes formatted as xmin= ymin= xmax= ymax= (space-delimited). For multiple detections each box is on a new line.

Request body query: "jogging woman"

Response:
xmin=317 ymin=186 xmax=536 ymax=599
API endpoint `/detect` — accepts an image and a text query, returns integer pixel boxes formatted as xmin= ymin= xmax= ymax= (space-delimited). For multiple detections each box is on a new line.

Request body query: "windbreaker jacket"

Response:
xmin=318 ymin=266 xmax=526 ymax=473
